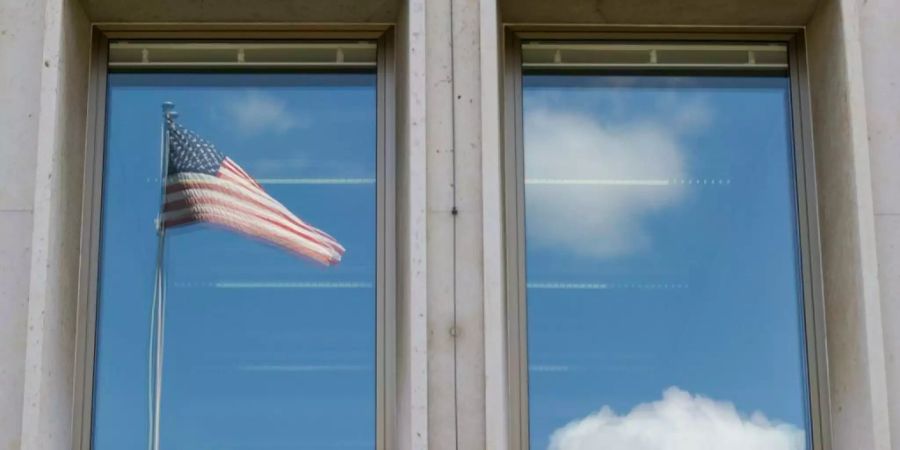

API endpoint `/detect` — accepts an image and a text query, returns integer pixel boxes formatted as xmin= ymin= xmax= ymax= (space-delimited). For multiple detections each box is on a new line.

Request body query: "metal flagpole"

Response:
xmin=150 ymin=101 xmax=176 ymax=450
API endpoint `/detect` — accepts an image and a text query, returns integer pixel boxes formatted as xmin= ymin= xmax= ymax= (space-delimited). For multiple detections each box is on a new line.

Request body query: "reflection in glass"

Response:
xmin=523 ymin=75 xmax=811 ymax=450
xmin=92 ymin=73 xmax=377 ymax=449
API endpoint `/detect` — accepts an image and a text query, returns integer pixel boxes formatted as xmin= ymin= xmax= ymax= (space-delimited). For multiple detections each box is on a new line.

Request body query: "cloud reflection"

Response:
xmin=223 ymin=90 xmax=311 ymax=136
xmin=548 ymin=387 xmax=805 ymax=450
xmin=523 ymin=101 xmax=705 ymax=259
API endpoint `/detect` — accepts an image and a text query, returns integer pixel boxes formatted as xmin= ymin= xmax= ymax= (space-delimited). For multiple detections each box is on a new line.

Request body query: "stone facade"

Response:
xmin=0 ymin=0 xmax=896 ymax=448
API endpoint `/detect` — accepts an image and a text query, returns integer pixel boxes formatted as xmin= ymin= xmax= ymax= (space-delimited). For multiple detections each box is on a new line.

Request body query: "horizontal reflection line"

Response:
xmin=145 ymin=177 xmax=376 ymax=185
xmin=526 ymin=178 xmax=669 ymax=186
xmin=257 ymin=178 xmax=376 ymax=185
xmin=529 ymin=282 xmax=609 ymax=289
xmin=238 ymin=364 xmax=371 ymax=372
xmin=171 ymin=281 xmax=374 ymax=289
xmin=146 ymin=177 xmax=731 ymax=186
xmin=530 ymin=365 xmax=572 ymax=373
xmin=527 ymin=282 xmax=689 ymax=290
xmin=525 ymin=178 xmax=732 ymax=186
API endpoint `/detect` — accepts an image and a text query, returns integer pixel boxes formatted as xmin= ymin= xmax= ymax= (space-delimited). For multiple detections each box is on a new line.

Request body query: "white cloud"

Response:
xmin=548 ymin=387 xmax=805 ymax=450
xmin=222 ymin=90 xmax=310 ymax=136
xmin=668 ymin=97 xmax=714 ymax=133
xmin=524 ymin=107 xmax=690 ymax=258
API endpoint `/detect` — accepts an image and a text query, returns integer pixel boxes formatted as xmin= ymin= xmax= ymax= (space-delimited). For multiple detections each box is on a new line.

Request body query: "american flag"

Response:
xmin=161 ymin=117 xmax=345 ymax=265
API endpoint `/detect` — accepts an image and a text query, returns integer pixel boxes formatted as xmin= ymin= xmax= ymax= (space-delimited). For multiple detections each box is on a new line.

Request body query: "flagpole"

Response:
xmin=150 ymin=101 xmax=176 ymax=450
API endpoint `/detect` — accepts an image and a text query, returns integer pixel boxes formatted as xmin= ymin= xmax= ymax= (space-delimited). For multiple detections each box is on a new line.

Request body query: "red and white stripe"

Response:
xmin=162 ymin=157 xmax=344 ymax=265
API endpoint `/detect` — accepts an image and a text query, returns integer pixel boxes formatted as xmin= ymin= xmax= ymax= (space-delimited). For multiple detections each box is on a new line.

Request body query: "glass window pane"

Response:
xmin=92 ymin=71 xmax=377 ymax=449
xmin=522 ymin=73 xmax=811 ymax=450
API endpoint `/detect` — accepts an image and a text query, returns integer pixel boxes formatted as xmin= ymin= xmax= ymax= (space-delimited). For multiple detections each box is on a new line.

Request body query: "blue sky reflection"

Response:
xmin=523 ymin=74 xmax=811 ymax=450
xmin=92 ymin=72 xmax=377 ymax=450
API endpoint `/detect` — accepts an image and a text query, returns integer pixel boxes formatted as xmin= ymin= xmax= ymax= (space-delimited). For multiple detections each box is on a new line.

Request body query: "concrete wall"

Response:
xmin=81 ymin=0 xmax=399 ymax=23
xmin=500 ymin=0 xmax=818 ymax=24
xmin=0 ymin=1 xmax=45 ymax=448
xmin=859 ymin=0 xmax=900 ymax=448
xmin=19 ymin=0 xmax=91 ymax=447
xmin=0 ymin=0 xmax=897 ymax=449
xmin=395 ymin=0 xmax=430 ymax=448
xmin=807 ymin=0 xmax=891 ymax=447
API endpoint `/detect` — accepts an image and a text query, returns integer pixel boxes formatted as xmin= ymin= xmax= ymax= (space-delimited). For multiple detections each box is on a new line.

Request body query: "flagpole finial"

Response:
xmin=162 ymin=101 xmax=177 ymax=119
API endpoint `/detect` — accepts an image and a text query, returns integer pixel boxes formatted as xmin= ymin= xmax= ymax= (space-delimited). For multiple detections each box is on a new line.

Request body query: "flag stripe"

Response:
xmin=223 ymin=158 xmax=262 ymax=189
xmin=216 ymin=166 xmax=344 ymax=250
xmin=163 ymin=190 xmax=339 ymax=259
xmin=163 ymin=198 xmax=336 ymax=262
xmin=164 ymin=205 xmax=340 ymax=264
xmin=163 ymin=206 xmax=336 ymax=265
xmin=165 ymin=177 xmax=343 ymax=255
xmin=165 ymin=172 xmax=344 ymax=254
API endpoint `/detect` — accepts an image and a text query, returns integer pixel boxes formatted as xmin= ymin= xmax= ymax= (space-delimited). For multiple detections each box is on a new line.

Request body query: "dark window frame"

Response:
xmin=73 ymin=27 xmax=397 ymax=450
xmin=502 ymin=27 xmax=831 ymax=450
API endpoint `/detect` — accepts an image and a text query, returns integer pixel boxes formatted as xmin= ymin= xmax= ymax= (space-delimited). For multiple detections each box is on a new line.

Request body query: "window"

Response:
xmin=506 ymin=37 xmax=826 ymax=450
xmin=85 ymin=38 xmax=392 ymax=449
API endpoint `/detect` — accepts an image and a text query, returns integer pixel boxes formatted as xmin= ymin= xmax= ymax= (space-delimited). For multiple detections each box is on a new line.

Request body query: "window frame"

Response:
xmin=73 ymin=26 xmax=397 ymax=450
xmin=502 ymin=28 xmax=831 ymax=450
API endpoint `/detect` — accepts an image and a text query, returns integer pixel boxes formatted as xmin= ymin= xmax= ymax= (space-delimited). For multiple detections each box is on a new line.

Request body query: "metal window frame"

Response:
xmin=72 ymin=25 xmax=397 ymax=450
xmin=502 ymin=27 xmax=831 ymax=450
xmin=107 ymin=41 xmax=379 ymax=69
